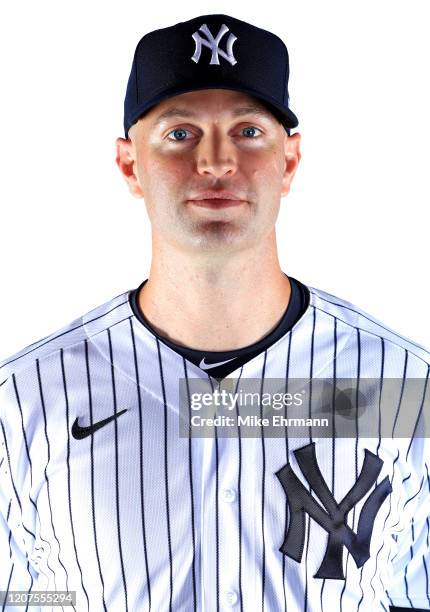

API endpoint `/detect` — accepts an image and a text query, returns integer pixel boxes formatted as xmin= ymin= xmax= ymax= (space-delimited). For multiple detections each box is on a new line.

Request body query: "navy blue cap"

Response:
xmin=123 ymin=14 xmax=299 ymax=138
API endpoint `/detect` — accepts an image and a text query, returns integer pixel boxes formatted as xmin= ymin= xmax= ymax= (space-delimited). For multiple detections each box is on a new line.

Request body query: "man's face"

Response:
xmin=116 ymin=89 xmax=301 ymax=256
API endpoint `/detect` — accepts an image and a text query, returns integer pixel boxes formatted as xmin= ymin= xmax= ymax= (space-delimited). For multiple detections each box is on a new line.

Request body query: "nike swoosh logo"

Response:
xmin=72 ymin=409 xmax=128 ymax=440
xmin=199 ymin=357 xmax=236 ymax=370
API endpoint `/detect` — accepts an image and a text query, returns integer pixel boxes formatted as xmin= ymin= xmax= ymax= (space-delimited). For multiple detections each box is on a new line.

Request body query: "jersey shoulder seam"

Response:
xmin=308 ymin=286 xmax=430 ymax=365
xmin=0 ymin=291 xmax=131 ymax=385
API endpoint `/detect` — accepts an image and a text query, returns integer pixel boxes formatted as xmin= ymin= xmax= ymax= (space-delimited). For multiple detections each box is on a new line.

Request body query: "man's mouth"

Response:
xmin=188 ymin=198 xmax=246 ymax=208
xmin=187 ymin=190 xmax=247 ymax=208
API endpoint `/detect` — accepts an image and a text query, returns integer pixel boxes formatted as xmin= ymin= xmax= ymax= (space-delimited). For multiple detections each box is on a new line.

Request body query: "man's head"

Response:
xmin=116 ymin=87 xmax=300 ymax=254
xmin=116 ymin=14 xmax=301 ymax=258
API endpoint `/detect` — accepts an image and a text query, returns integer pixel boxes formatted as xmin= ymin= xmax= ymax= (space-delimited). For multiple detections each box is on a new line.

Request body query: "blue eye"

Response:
xmin=167 ymin=128 xmax=190 ymax=141
xmin=166 ymin=126 xmax=262 ymax=141
xmin=241 ymin=126 xmax=262 ymax=138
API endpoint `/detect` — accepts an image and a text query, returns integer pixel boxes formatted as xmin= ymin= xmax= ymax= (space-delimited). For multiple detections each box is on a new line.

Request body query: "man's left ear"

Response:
xmin=281 ymin=132 xmax=301 ymax=197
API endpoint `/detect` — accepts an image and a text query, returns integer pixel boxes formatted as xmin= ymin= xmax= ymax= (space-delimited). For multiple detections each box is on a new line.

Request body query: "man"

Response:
xmin=0 ymin=13 xmax=429 ymax=612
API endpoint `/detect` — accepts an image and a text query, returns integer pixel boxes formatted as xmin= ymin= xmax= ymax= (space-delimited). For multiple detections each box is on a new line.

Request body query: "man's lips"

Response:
xmin=188 ymin=198 xmax=246 ymax=208
xmin=187 ymin=191 xmax=247 ymax=208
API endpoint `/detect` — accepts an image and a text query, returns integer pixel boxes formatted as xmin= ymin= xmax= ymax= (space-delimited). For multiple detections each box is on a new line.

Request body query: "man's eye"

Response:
xmin=166 ymin=126 xmax=262 ymax=141
xmin=166 ymin=128 xmax=191 ymax=141
xmin=240 ymin=126 xmax=262 ymax=138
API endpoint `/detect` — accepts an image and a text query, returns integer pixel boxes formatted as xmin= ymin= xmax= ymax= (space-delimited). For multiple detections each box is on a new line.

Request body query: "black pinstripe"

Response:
xmin=6 ymin=500 xmax=12 ymax=557
xmin=426 ymin=464 xmax=430 ymax=550
xmin=376 ymin=337 xmax=385 ymax=457
xmin=303 ymin=306 xmax=317 ymax=612
xmin=37 ymin=358 xmax=72 ymax=611
xmin=1 ymin=410 xmax=36 ymax=541
xmin=12 ymin=374 xmax=56 ymax=586
xmin=84 ymin=339 xmax=107 ymax=611
xmin=403 ymin=477 xmax=425 ymax=511
xmin=380 ymin=449 xmax=400 ymax=600
xmin=204 ymin=374 xmax=220 ymax=612
xmin=424 ymin=552 xmax=430 ymax=606
xmin=0 ymin=420 xmax=36 ymax=596
xmin=260 ymin=350 xmax=268 ymax=611
xmin=319 ymin=316 xmax=338 ymax=612
xmin=22 ymin=552 xmax=33 ymax=612
xmin=392 ymin=352 xmax=409 ymax=438
xmin=213 ymin=375 xmax=220 ymax=612
xmin=2 ymin=562 xmax=13 ymax=612
xmin=108 ymin=328 xmax=128 ymax=611
xmin=282 ymin=330 xmax=293 ymax=612
xmin=155 ymin=338 xmax=173 ymax=612
xmin=130 ymin=319 xmax=152 ymax=611
xmin=403 ymin=515 xmax=415 ymax=607
xmin=369 ymin=338 xmax=385 ymax=605
xmin=234 ymin=367 xmax=244 ymax=612
xmin=60 ymin=348 xmax=90 ymax=611
xmin=2 ymin=388 xmax=36 ymax=612
xmin=406 ymin=365 xmax=430 ymax=462
xmin=182 ymin=357 xmax=197 ymax=612
xmin=356 ymin=328 xmax=366 ymax=612
xmin=339 ymin=327 xmax=361 ymax=610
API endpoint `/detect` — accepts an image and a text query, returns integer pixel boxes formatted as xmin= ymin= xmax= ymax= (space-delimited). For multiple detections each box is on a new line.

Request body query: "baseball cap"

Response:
xmin=123 ymin=14 xmax=299 ymax=138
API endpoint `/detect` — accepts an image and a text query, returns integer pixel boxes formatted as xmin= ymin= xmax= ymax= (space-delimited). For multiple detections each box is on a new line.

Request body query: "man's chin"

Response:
xmin=184 ymin=221 xmax=257 ymax=251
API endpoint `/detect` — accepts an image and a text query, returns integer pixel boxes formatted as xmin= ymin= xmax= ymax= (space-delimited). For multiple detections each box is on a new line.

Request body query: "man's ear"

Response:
xmin=115 ymin=137 xmax=144 ymax=198
xmin=281 ymin=132 xmax=301 ymax=197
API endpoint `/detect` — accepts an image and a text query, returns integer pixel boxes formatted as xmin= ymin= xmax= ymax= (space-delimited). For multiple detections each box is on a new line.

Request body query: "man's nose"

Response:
xmin=195 ymin=131 xmax=238 ymax=178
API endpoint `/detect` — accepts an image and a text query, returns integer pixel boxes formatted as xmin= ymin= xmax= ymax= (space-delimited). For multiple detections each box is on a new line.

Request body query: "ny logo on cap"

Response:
xmin=191 ymin=23 xmax=237 ymax=66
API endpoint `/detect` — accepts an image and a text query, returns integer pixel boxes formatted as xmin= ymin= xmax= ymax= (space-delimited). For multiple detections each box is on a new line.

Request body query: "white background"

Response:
xmin=0 ymin=0 xmax=429 ymax=357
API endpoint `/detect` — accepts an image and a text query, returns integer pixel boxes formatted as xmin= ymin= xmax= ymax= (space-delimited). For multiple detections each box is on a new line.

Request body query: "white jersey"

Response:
xmin=0 ymin=283 xmax=429 ymax=611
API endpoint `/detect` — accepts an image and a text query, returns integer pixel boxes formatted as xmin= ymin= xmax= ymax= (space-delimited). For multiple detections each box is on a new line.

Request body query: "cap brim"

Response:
xmin=125 ymin=83 xmax=298 ymax=137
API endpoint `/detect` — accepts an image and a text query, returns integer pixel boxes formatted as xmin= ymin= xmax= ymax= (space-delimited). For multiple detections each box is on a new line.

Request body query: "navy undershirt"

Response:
xmin=129 ymin=275 xmax=310 ymax=379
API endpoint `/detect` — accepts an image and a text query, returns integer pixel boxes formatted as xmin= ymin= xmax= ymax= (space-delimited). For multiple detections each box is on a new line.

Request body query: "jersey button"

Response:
xmin=225 ymin=590 xmax=238 ymax=606
xmin=221 ymin=488 xmax=237 ymax=503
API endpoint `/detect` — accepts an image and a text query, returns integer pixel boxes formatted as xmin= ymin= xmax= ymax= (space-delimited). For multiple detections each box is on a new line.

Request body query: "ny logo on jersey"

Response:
xmin=275 ymin=443 xmax=392 ymax=579
xmin=191 ymin=23 xmax=238 ymax=66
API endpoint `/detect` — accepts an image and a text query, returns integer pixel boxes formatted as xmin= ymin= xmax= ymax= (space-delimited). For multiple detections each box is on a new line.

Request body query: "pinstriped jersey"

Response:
xmin=0 ymin=283 xmax=429 ymax=611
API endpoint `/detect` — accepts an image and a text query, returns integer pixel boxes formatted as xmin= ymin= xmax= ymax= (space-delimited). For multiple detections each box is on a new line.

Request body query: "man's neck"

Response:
xmin=138 ymin=248 xmax=291 ymax=352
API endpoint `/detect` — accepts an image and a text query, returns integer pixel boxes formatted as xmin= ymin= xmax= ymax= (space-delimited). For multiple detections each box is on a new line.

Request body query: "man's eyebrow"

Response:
xmin=230 ymin=106 xmax=274 ymax=120
xmin=152 ymin=107 xmax=196 ymax=126
xmin=151 ymin=104 xmax=274 ymax=127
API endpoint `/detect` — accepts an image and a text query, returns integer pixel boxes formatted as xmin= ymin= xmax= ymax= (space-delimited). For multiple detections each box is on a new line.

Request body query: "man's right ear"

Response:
xmin=115 ymin=137 xmax=144 ymax=198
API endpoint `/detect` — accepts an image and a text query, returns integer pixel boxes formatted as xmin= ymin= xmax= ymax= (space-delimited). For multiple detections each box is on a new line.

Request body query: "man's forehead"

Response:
xmin=145 ymin=89 xmax=277 ymax=127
